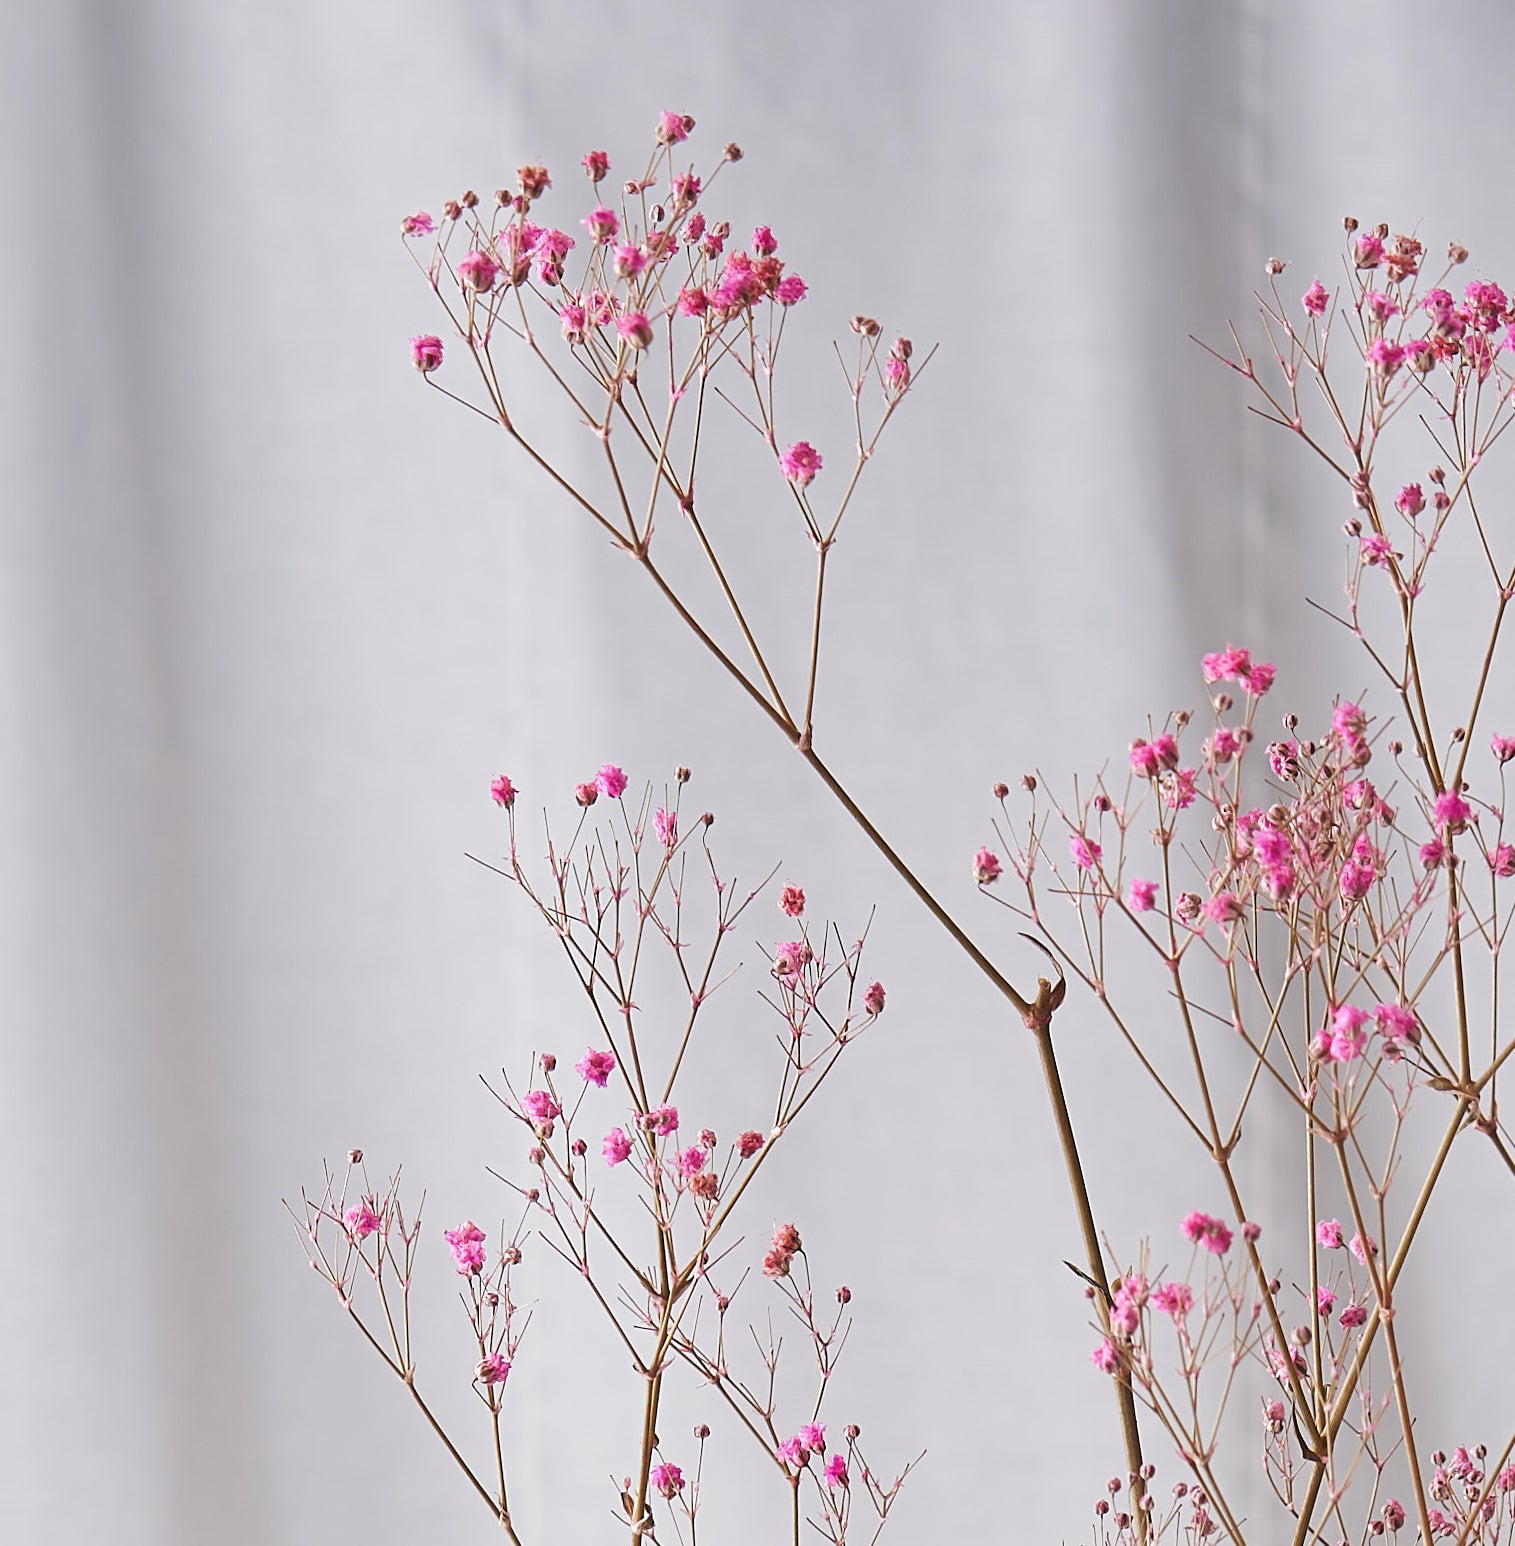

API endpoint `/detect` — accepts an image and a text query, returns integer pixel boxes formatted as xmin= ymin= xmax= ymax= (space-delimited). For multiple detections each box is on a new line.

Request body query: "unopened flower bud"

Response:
xmin=1343 ymin=216 xmax=1359 ymax=233
xmin=992 ymin=781 xmax=1009 ymax=799
xmin=495 ymin=188 xmax=511 ymax=207
xmin=442 ymin=199 xmax=462 ymax=221
xmin=459 ymin=189 xmax=479 ymax=210
xmin=485 ymin=1290 xmax=499 ymax=1306
xmin=849 ymin=314 xmax=880 ymax=337
xmin=675 ymin=765 xmax=691 ymax=783
xmin=1094 ymin=793 xmax=1112 ymax=812
xmin=1265 ymin=257 xmax=1286 ymax=275
xmin=1215 ymin=692 xmax=1233 ymax=712
xmin=1021 ymin=773 xmax=1037 ymax=791
xmin=347 ymin=1148 xmax=364 ymax=1164
xmin=723 ymin=141 xmax=742 ymax=161
xmin=1429 ymin=465 xmax=1446 ymax=484
xmin=694 ymin=1423 xmax=710 ymax=1439
xmin=528 ymin=1147 xmax=544 ymax=1166
xmin=845 ymin=1424 xmax=860 ymax=1441
xmin=701 ymin=811 xmax=714 ymax=827
xmin=525 ymin=1188 xmax=540 ymax=1203
xmin=540 ymin=1052 xmax=556 ymax=1072
xmin=837 ymin=1285 xmax=851 ymax=1304
xmin=1449 ymin=242 xmax=1468 ymax=265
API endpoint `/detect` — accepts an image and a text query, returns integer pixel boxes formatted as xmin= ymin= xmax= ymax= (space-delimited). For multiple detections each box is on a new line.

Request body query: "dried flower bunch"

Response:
xmin=293 ymin=120 xmax=1515 ymax=1546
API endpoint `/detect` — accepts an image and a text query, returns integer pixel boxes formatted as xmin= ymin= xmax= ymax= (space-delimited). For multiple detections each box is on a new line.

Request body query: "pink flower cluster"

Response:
xmin=445 ymin=1220 xmax=487 ymax=1275
xmin=763 ymin=1222 xmax=802 ymax=1278
xmin=1180 ymin=1209 xmax=1233 ymax=1255
xmin=775 ymin=1421 xmax=826 ymax=1467
xmin=1200 ymin=643 xmax=1275 ymax=697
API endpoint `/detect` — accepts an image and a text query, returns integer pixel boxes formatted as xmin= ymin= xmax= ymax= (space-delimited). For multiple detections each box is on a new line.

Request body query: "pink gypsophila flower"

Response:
xmin=1488 ymin=842 xmax=1515 ymax=878
xmin=1180 ymin=1211 xmax=1233 ymax=1254
xmin=1492 ymin=733 xmax=1515 ymax=764
xmin=1129 ymin=739 xmax=1161 ymax=778
xmin=824 ymin=1453 xmax=848 ymax=1488
xmin=401 ymin=211 xmax=435 ymax=237
xmin=1315 ymin=1286 xmax=1336 ymax=1317
xmin=490 ymin=774 xmax=518 ymax=808
xmin=776 ymin=273 xmax=807 ymax=306
xmin=477 ymin=1352 xmax=511 ymax=1385
xmin=775 ymin=1436 xmax=806 ymax=1465
xmin=780 ymin=440 xmax=823 ymax=489
xmin=779 ymin=884 xmax=805 ymax=917
xmin=1127 ymin=878 xmax=1157 ymax=913
xmin=521 ymin=1089 xmax=561 ymax=1125
xmin=1069 ymin=833 xmax=1102 ymax=871
xmin=1303 ymin=280 xmax=1329 ymax=315
xmin=582 ymin=205 xmax=619 ymax=243
xmin=1434 ymin=789 xmax=1471 ymax=830
xmin=641 ymin=1105 xmax=679 ymax=1137
xmin=1349 ymin=1231 xmax=1378 ymax=1264
xmin=656 ymin=110 xmax=691 ymax=145
xmin=650 ymin=1462 xmax=684 ymax=1497
xmin=456 ymin=250 xmax=500 ymax=292
xmin=1090 ymin=1339 xmax=1120 ymax=1373
xmin=1339 ymin=1303 xmax=1368 ymax=1329
xmin=596 ymin=764 xmax=628 ymax=799
xmin=410 ymin=334 xmax=444 ymax=372
xmin=1152 ymin=1281 xmax=1193 ymax=1318
xmin=653 ymin=806 xmax=677 ymax=847
xmin=344 ymin=1201 xmax=382 ymax=1239
xmin=676 ymin=1145 xmax=707 ymax=1178
xmin=1365 ymin=338 xmax=1406 ymax=377
xmin=445 ymin=1221 xmax=488 ymax=1275
xmin=737 ymin=1129 xmax=765 ymax=1159
xmin=576 ymin=1048 xmax=616 ymax=1087
xmin=1396 ymin=483 xmax=1425 ymax=517
xmin=581 ymin=149 xmax=609 ymax=182
xmin=602 ymin=1127 xmax=632 ymax=1166
xmin=617 ymin=311 xmax=654 ymax=350
xmin=1316 ymin=1219 xmax=1344 ymax=1249
xmin=973 ymin=847 xmax=1002 ymax=885
xmin=863 ymin=980 xmax=885 ymax=1015
xmin=798 ymin=1422 xmax=826 ymax=1452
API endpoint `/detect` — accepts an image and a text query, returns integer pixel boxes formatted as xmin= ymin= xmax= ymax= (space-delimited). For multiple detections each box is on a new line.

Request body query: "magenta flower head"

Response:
xmin=656 ymin=110 xmax=693 ymax=145
xmin=521 ymin=1089 xmax=562 ymax=1126
xmin=581 ymin=149 xmax=610 ymax=183
xmin=401 ymin=211 xmax=435 ymax=237
xmin=1489 ymin=842 xmax=1515 ymax=878
xmin=445 ymin=1221 xmax=488 ymax=1276
xmin=779 ymin=440 xmax=823 ymax=490
xmin=575 ymin=780 xmax=598 ymax=807
xmin=1126 ymin=878 xmax=1157 ymax=913
xmin=1491 ymin=733 xmax=1515 ymax=763
xmin=616 ymin=312 xmax=654 ymax=351
xmin=1315 ymin=1218 xmax=1344 ymax=1249
xmin=863 ymin=980 xmax=885 ymax=1016
xmin=1180 ymin=1210 xmax=1233 ymax=1255
xmin=456 ymin=249 xmax=501 ymax=293
xmin=653 ymin=806 xmax=677 ymax=847
xmin=1069 ymin=833 xmax=1102 ymax=872
xmin=582 ymin=205 xmax=619 ymax=243
xmin=489 ymin=773 xmax=518 ymax=809
xmin=798 ymin=1422 xmax=825 ymax=1452
xmin=1434 ymin=788 xmax=1471 ymax=831
xmin=476 ymin=1352 xmax=511 ymax=1386
xmin=775 ymin=274 xmax=808 ymax=306
xmin=596 ymin=764 xmax=629 ymax=799
xmin=641 ymin=1105 xmax=679 ymax=1137
xmin=576 ymin=1048 xmax=616 ymax=1087
xmin=752 ymin=224 xmax=778 ymax=255
xmin=410 ymin=334 xmax=444 ymax=373
xmin=972 ymin=847 xmax=1002 ymax=885
xmin=650 ymin=1462 xmax=685 ymax=1498
xmin=602 ymin=1127 xmax=632 ymax=1166
xmin=824 ymin=1453 xmax=849 ymax=1488
xmin=343 ymin=1200 xmax=382 ymax=1240
xmin=737 ymin=1129 xmax=765 ymax=1159
xmin=1302 ymin=279 xmax=1329 ymax=315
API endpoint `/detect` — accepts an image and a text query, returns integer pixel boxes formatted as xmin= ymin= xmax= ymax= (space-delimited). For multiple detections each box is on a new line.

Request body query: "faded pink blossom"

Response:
xmin=653 ymin=806 xmax=677 ymax=847
xmin=1396 ymin=483 xmax=1425 ymax=517
xmin=576 ymin=1048 xmax=617 ymax=1087
xmin=773 ymin=939 xmax=811 ymax=979
xmin=1152 ymin=1281 xmax=1193 ymax=1318
xmin=779 ymin=884 xmax=805 ymax=917
xmin=401 ymin=211 xmax=435 ymax=237
xmin=1165 ymin=769 xmax=1198 ymax=810
xmin=1488 ymin=842 xmax=1515 ymax=878
xmin=1069 ymin=833 xmax=1102 ymax=871
xmin=1365 ymin=337 xmax=1406 ymax=377
xmin=656 ymin=110 xmax=692 ymax=145
xmin=1315 ymin=1286 xmax=1336 ymax=1318
xmin=445 ymin=1221 xmax=488 ymax=1275
xmin=602 ymin=1127 xmax=632 ymax=1166
xmin=1090 ymin=1339 xmax=1120 ymax=1373
xmin=1492 ymin=733 xmax=1515 ymax=764
xmin=456 ymin=250 xmax=500 ymax=292
xmin=617 ymin=311 xmax=654 ymax=350
xmin=344 ymin=1200 xmax=382 ymax=1239
xmin=779 ymin=440 xmax=823 ymax=489
xmin=737 ymin=1129 xmax=765 ymax=1159
xmin=477 ymin=1352 xmax=511 ymax=1385
xmin=1349 ymin=1231 xmax=1378 ymax=1264
xmin=1360 ymin=532 xmax=1392 ymax=565
xmin=612 ymin=243 xmax=648 ymax=279
xmin=973 ymin=847 xmax=1002 ymax=885
xmin=1302 ymin=279 xmax=1329 ymax=315
xmin=1127 ymin=878 xmax=1157 ymax=913
xmin=582 ymin=205 xmax=619 ymax=243
xmin=1420 ymin=838 xmax=1445 ymax=868
xmin=640 ymin=1105 xmax=679 ymax=1137
xmin=596 ymin=764 xmax=628 ymax=799
xmin=1373 ymin=1002 xmax=1419 ymax=1046
xmin=676 ymin=1145 xmax=707 ymax=1178
xmin=409 ymin=334 xmax=444 ymax=372
xmin=575 ymin=780 xmax=599 ymax=807
xmin=490 ymin=774 xmax=518 ymax=809
xmin=863 ymin=980 xmax=886 ymax=1015
xmin=1201 ymin=890 xmax=1243 ymax=927
xmin=1339 ymin=1302 xmax=1368 ymax=1329
xmin=581 ymin=149 xmax=610 ymax=183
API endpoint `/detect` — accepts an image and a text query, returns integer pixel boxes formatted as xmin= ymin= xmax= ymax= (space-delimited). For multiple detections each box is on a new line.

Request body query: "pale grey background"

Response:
xmin=3 ymin=1 xmax=1512 ymax=1542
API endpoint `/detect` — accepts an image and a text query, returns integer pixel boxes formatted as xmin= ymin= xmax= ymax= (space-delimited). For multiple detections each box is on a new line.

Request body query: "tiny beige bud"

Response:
xmin=1449 ymin=242 xmax=1468 ymax=265
xmin=460 ymin=189 xmax=479 ymax=209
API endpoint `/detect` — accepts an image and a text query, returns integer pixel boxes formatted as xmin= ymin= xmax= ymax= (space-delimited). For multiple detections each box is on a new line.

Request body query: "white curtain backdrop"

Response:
xmin=4 ymin=1 xmax=1512 ymax=1542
